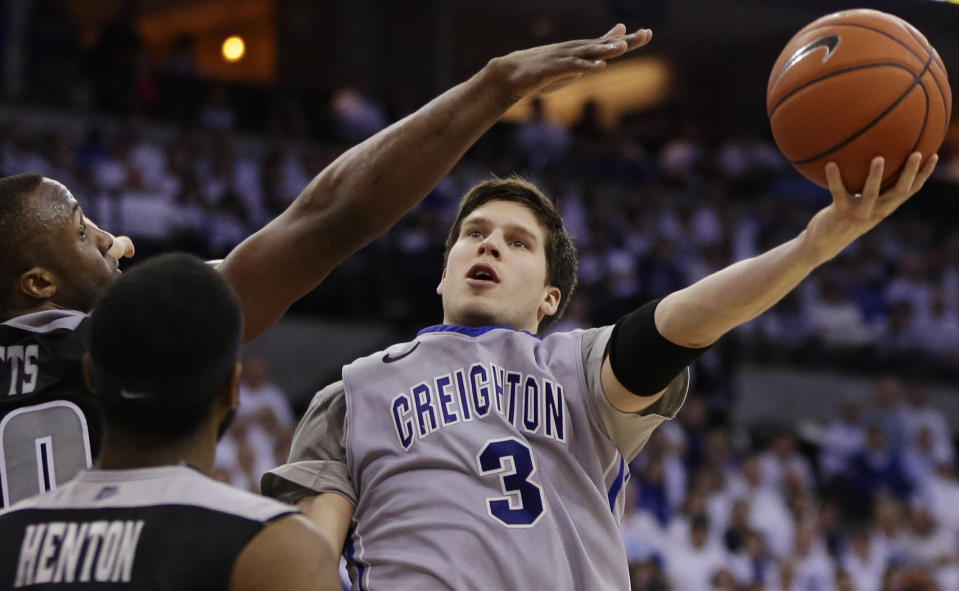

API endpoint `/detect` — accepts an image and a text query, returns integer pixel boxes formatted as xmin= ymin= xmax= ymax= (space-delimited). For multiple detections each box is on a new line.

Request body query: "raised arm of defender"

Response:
xmin=601 ymin=153 xmax=938 ymax=412
xmin=220 ymin=25 xmax=653 ymax=343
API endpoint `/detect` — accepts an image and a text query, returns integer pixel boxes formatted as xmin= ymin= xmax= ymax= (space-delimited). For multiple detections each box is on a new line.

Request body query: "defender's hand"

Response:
xmin=485 ymin=23 xmax=653 ymax=101
xmin=803 ymin=152 xmax=938 ymax=263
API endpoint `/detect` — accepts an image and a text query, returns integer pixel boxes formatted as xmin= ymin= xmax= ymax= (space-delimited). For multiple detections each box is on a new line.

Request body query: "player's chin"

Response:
xmin=451 ymin=301 xmax=505 ymax=328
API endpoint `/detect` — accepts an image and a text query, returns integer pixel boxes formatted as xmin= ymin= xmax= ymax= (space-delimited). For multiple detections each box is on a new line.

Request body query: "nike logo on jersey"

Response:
xmin=383 ymin=342 xmax=420 ymax=363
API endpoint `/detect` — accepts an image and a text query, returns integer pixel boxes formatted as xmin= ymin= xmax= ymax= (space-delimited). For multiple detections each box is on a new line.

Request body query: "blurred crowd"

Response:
xmin=4 ymin=6 xmax=959 ymax=590
xmin=4 ymin=95 xmax=959 ymax=388
xmin=625 ymin=375 xmax=959 ymax=591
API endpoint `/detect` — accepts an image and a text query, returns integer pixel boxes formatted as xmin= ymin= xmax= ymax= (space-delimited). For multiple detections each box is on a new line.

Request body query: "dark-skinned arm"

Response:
xmin=218 ymin=25 xmax=654 ymax=343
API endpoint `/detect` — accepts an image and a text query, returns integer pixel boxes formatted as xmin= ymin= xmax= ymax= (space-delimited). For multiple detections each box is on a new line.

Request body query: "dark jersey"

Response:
xmin=0 ymin=465 xmax=298 ymax=590
xmin=0 ymin=310 xmax=98 ymax=508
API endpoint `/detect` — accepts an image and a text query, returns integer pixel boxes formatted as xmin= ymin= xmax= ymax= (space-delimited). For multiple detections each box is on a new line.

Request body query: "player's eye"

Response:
xmin=468 ymin=230 xmax=484 ymax=239
xmin=511 ymin=239 xmax=527 ymax=249
xmin=79 ymin=224 xmax=87 ymax=239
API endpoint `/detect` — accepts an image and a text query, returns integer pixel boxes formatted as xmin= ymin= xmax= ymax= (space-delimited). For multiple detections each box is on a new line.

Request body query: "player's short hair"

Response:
xmin=0 ymin=174 xmax=46 ymax=315
xmin=89 ymin=253 xmax=243 ymax=440
xmin=443 ymin=176 xmax=578 ymax=333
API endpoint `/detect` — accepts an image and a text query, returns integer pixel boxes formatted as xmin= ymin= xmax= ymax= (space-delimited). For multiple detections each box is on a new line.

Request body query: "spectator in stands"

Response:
xmin=729 ymin=453 xmax=794 ymax=557
xmin=840 ymin=527 xmax=886 ymax=591
xmin=898 ymin=381 xmax=954 ymax=466
xmin=759 ymin=429 xmax=816 ymax=494
xmin=845 ymin=424 xmax=913 ymax=511
xmin=621 ymin=480 xmax=668 ymax=564
xmin=665 ymin=514 xmax=729 ymax=591
xmin=787 ymin=523 xmax=837 ymax=591
xmin=867 ymin=375 xmax=908 ymax=453
xmin=515 ymin=97 xmax=570 ymax=172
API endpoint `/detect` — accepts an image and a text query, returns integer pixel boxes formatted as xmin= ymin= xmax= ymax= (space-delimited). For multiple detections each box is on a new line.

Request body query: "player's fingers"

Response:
xmin=877 ymin=153 xmax=923 ymax=216
xmin=860 ymin=156 xmax=885 ymax=214
xmin=573 ymin=39 xmax=628 ymax=60
xmin=911 ymin=153 xmax=938 ymax=191
xmin=624 ymin=28 xmax=653 ymax=49
xmin=600 ymin=23 xmax=627 ymax=40
xmin=890 ymin=152 xmax=923 ymax=197
xmin=824 ymin=162 xmax=850 ymax=208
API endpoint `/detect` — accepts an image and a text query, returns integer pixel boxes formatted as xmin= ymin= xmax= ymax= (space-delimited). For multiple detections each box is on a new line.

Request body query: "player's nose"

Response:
xmin=477 ymin=233 xmax=502 ymax=259
xmin=95 ymin=228 xmax=116 ymax=256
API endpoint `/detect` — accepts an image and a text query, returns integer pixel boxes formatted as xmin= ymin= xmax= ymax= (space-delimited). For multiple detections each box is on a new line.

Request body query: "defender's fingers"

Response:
xmin=573 ymin=39 xmax=629 ymax=60
xmin=624 ymin=28 xmax=653 ymax=49
xmin=556 ymin=57 xmax=606 ymax=73
xmin=601 ymin=23 xmax=627 ymax=39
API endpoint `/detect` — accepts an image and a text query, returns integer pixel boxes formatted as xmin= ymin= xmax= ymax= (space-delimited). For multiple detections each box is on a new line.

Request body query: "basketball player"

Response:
xmin=0 ymin=24 xmax=645 ymax=507
xmin=0 ymin=253 xmax=341 ymax=590
xmin=263 ymin=157 xmax=937 ymax=586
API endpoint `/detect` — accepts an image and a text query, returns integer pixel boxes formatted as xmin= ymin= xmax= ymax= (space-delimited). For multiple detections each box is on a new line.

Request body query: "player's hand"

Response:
xmin=485 ymin=24 xmax=652 ymax=101
xmin=803 ymin=152 xmax=938 ymax=262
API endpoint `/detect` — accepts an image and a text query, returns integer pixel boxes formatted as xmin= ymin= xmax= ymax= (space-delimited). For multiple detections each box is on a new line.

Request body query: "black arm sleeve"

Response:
xmin=607 ymin=298 xmax=710 ymax=396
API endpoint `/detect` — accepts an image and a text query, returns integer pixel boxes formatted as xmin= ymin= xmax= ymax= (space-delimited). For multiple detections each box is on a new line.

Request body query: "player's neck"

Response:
xmin=97 ymin=431 xmax=216 ymax=474
xmin=0 ymin=301 xmax=69 ymax=322
xmin=441 ymin=314 xmax=539 ymax=334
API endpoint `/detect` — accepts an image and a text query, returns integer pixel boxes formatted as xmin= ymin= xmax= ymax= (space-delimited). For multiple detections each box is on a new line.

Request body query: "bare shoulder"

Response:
xmin=230 ymin=513 xmax=341 ymax=591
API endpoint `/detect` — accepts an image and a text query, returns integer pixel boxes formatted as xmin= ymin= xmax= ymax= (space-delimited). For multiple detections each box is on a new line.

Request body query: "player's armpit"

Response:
xmin=230 ymin=513 xmax=341 ymax=591
xmin=600 ymin=358 xmax=666 ymax=413
xmin=297 ymin=492 xmax=355 ymax=557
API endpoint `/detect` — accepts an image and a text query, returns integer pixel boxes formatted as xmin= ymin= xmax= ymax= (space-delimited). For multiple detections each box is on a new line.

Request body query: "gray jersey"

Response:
xmin=266 ymin=325 xmax=687 ymax=591
xmin=0 ymin=465 xmax=297 ymax=590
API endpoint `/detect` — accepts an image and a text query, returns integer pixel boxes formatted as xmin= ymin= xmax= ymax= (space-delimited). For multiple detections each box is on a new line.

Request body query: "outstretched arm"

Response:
xmin=219 ymin=25 xmax=653 ymax=343
xmin=602 ymin=153 xmax=938 ymax=412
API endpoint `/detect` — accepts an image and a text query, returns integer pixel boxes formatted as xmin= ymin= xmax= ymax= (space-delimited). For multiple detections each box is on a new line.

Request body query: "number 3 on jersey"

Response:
xmin=476 ymin=437 xmax=545 ymax=527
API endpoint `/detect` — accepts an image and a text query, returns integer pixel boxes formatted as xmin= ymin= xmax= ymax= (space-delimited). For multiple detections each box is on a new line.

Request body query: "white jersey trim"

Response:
xmin=2 ymin=309 xmax=87 ymax=333
xmin=5 ymin=465 xmax=295 ymax=523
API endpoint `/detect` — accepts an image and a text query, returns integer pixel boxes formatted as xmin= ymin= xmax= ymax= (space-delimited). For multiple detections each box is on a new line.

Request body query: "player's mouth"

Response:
xmin=466 ymin=263 xmax=499 ymax=287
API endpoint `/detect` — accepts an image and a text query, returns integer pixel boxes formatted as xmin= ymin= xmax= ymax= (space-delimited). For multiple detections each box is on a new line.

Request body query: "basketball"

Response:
xmin=767 ymin=9 xmax=951 ymax=191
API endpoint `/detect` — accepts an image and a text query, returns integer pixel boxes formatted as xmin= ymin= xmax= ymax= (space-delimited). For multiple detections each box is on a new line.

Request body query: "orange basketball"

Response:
xmin=767 ymin=9 xmax=951 ymax=192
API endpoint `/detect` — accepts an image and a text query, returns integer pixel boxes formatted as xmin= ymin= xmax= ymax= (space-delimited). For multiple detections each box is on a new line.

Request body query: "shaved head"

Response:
xmin=0 ymin=174 xmax=49 ymax=311
xmin=0 ymin=175 xmax=118 ymax=318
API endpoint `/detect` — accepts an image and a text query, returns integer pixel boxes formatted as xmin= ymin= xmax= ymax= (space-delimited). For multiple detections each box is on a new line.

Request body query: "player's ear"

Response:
xmin=436 ymin=268 xmax=447 ymax=295
xmin=81 ymin=353 xmax=98 ymax=393
xmin=223 ymin=363 xmax=242 ymax=411
xmin=19 ymin=267 xmax=58 ymax=300
xmin=538 ymin=285 xmax=561 ymax=319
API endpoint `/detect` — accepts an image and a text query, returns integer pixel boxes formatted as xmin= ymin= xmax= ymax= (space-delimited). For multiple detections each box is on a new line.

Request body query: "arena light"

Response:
xmin=221 ymin=36 xmax=246 ymax=62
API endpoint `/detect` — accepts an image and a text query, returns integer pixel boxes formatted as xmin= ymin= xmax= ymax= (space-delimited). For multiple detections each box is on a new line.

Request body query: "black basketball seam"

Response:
xmin=880 ymin=79 xmax=929 ymax=189
xmin=789 ymin=52 xmax=933 ymax=165
xmin=926 ymin=50 xmax=951 ymax=123
xmin=769 ymin=62 xmax=915 ymax=118
xmin=900 ymin=21 xmax=929 ymax=51
xmin=807 ymin=18 xmax=949 ymax=120
xmin=798 ymin=21 xmax=926 ymax=64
